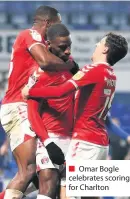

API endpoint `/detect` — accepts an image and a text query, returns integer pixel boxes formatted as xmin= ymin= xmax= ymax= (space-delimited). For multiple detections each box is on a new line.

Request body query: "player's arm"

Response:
xmin=29 ymin=81 xmax=76 ymax=98
xmin=22 ymin=66 xmax=98 ymax=99
xmin=27 ymin=99 xmax=49 ymax=142
xmin=31 ymin=45 xmax=76 ymax=71
xmin=22 ymin=78 xmax=76 ymax=99
xmin=106 ymin=116 xmax=130 ymax=143
xmin=27 ymin=99 xmax=65 ymax=165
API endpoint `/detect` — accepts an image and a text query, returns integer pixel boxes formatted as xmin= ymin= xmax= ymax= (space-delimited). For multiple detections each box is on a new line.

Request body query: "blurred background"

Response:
xmin=0 ymin=1 xmax=130 ymax=198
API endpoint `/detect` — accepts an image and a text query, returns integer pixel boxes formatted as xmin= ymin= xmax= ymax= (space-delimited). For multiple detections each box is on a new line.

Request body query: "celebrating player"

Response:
xmin=26 ymin=23 xmax=79 ymax=199
xmin=0 ymin=5 xmax=76 ymax=199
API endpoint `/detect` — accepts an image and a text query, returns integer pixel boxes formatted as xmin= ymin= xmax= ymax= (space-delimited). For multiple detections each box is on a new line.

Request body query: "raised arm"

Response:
xmin=22 ymin=67 xmax=98 ymax=100
xmin=29 ymin=81 xmax=76 ymax=98
xmin=29 ymin=44 xmax=74 ymax=71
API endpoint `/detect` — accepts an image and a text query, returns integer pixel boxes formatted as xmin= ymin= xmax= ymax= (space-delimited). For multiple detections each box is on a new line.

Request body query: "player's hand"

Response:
xmin=45 ymin=141 xmax=65 ymax=165
xmin=66 ymin=59 xmax=77 ymax=70
xmin=21 ymin=85 xmax=30 ymax=100
xmin=70 ymin=61 xmax=79 ymax=75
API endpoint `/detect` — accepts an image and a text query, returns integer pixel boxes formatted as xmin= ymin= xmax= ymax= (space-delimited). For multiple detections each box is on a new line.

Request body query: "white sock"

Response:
xmin=36 ymin=194 xmax=52 ymax=199
xmin=4 ymin=189 xmax=23 ymax=199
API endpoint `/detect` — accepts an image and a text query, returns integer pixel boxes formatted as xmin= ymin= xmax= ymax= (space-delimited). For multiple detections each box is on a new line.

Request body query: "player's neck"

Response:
xmin=32 ymin=24 xmax=46 ymax=38
xmin=93 ymin=56 xmax=107 ymax=65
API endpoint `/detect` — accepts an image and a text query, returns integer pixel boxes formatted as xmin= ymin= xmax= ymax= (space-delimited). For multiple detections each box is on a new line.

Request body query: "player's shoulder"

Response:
xmin=93 ymin=62 xmax=115 ymax=75
xmin=81 ymin=63 xmax=99 ymax=74
xmin=15 ymin=29 xmax=30 ymax=42
xmin=28 ymin=29 xmax=42 ymax=42
xmin=99 ymin=63 xmax=116 ymax=78
xmin=71 ymin=64 xmax=97 ymax=81
xmin=18 ymin=29 xmax=42 ymax=42
xmin=18 ymin=29 xmax=30 ymax=37
xmin=82 ymin=64 xmax=95 ymax=70
xmin=93 ymin=63 xmax=109 ymax=70
xmin=12 ymin=29 xmax=29 ymax=46
xmin=94 ymin=62 xmax=113 ymax=70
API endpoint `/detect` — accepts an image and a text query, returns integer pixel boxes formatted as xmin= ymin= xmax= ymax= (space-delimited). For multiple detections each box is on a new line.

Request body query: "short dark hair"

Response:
xmin=105 ymin=32 xmax=128 ymax=66
xmin=47 ymin=23 xmax=70 ymax=41
xmin=34 ymin=6 xmax=60 ymax=23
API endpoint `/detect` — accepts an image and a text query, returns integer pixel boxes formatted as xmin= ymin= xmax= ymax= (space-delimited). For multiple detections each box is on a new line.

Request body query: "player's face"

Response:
xmin=48 ymin=36 xmax=72 ymax=62
xmin=92 ymin=37 xmax=108 ymax=62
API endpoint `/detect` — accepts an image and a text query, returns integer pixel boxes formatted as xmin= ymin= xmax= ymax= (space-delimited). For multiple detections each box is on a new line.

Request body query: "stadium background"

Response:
xmin=0 ymin=1 xmax=130 ymax=198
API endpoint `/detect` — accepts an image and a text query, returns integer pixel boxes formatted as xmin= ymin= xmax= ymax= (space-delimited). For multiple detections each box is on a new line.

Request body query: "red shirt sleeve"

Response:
xmin=29 ymin=81 xmax=76 ymax=98
xmin=29 ymin=66 xmax=99 ymax=99
xmin=70 ymin=66 xmax=99 ymax=88
xmin=27 ymin=99 xmax=49 ymax=142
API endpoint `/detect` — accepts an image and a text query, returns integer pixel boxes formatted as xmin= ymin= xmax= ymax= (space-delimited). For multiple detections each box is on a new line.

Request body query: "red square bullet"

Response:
xmin=69 ymin=166 xmax=75 ymax=172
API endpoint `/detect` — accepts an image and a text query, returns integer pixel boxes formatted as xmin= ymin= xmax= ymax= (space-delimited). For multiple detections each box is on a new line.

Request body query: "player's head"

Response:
xmin=33 ymin=6 xmax=61 ymax=35
xmin=92 ymin=32 xmax=128 ymax=66
xmin=47 ymin=23 xmax=71 ymax=62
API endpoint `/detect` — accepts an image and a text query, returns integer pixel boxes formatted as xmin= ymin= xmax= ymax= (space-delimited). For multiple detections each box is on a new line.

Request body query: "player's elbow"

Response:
xmin=37 ymin=59 xmax=50 ymax=70
xmin=37 ymin=56 xmax=54 ymax=71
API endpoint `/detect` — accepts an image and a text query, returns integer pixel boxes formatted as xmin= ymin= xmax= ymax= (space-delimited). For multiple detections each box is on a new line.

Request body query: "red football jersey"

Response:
xmin=29 ymin=62 xmax=116 ymax=146
xmin=28 ymin=69 xmax=75 ymax=140
xmin=2 ymin=29 xmax=46 ymax=104
xmin=71 ymin=63 xmax=116 ymax=146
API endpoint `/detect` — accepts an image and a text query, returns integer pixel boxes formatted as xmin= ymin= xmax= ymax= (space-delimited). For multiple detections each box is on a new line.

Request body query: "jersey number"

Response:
xmin=99 ymin=91 xmax=115 ymax=120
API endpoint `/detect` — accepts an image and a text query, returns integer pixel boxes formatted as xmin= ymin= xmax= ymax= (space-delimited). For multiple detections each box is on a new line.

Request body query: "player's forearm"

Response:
xmin=28 ymin=100 xmax=49 ymax=142
xmin=30 ymin=43 xmax=74 ymax=72
xmin=39 ymin=51 xmax=74 ymax=72
xmin=29 ymin=82 xmax=76 ymax=99
xmin=106 ymin=118 xmax=129 ymax=140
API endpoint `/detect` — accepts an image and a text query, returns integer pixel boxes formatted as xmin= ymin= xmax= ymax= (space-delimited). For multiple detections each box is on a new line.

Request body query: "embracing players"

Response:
xmin=0 ymin=5 xmax=76 ymax=199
